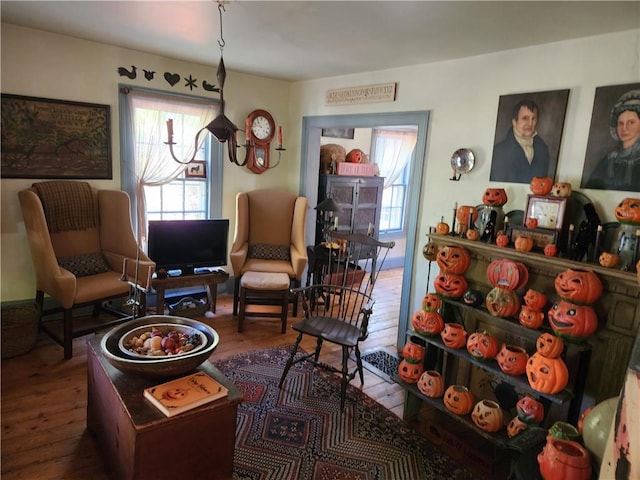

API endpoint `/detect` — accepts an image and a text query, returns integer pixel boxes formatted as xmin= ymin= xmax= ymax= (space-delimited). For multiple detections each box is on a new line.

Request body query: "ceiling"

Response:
xmin=2 ymin=1 xmax=639 ymax=82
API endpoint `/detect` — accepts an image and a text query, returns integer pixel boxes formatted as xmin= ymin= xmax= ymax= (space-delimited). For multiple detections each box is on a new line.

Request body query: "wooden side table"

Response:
xmin=151 ymin=270 xmax=229 ymax=315
xmin=86 ymin=336 xmax=242 ymax=480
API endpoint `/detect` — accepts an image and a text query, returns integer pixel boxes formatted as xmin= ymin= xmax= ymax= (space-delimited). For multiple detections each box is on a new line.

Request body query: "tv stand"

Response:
xmin=151 ymin=270 xmax=229 ymax=315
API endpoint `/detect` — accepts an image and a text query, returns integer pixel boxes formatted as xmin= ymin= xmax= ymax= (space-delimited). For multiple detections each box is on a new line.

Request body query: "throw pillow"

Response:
xmin=247 ymin=243 xmax=291 ymax=261
xmin=57 ymin=252 xmax=111 ymax=277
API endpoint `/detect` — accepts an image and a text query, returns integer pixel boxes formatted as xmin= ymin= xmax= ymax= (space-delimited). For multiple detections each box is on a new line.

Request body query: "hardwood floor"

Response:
xmin=1 ymin=268 xmax=404 ymax=480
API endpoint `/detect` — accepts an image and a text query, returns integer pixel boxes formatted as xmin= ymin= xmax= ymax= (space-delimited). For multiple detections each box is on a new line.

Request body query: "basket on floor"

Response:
xmin=1 ymin=303 xmax=40 ymax=359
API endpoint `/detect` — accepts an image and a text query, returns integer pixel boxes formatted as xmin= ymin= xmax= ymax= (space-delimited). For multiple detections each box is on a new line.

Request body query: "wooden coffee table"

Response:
xmin=86 ymin=336 xmax=242 ymax=480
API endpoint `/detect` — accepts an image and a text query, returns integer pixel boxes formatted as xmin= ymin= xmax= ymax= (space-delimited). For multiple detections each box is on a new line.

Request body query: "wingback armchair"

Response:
xmin=230 ymin=189 xmax=307 ymax=315
xmin=19 ymin=181 xmax=155 ymax=359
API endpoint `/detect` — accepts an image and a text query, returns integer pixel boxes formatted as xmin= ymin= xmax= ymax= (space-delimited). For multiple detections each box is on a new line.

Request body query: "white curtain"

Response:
xmin=124 ymin=90 xmax=218 ymax=247
xmin=372 ymin=128 xmax=417 ymax=188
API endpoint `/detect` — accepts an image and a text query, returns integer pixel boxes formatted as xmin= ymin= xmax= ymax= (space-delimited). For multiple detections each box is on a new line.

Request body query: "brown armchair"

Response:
xmin=18 ymin=181 xmax=154 ymax=359
xmin=230 ymin=189 xmax=307 ymax=315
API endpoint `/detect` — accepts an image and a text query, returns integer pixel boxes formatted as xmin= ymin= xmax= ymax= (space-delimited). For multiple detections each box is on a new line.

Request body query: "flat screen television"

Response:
xmin=148 ymin=219 xmax=229 ymax=276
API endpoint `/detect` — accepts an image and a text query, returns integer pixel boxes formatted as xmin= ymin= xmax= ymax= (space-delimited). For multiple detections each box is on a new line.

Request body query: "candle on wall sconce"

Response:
xmin=334 ymin=216 xmax=338 ymax=229
xmin=166 ymin=119 xmax=174 ymax=138
xmin=367 ymin=222 xmax=373 ymax=236
xmin=277 ymin=125 xmax=283 ymax=147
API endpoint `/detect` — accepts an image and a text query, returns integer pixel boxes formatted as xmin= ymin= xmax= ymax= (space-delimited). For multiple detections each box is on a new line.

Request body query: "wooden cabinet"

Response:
xmin=316 ymin=174 xmax=384 ymax=245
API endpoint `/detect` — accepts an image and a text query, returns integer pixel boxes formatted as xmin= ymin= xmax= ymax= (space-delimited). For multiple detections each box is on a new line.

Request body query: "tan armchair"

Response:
xmin=19 ymin=181 xmax=154 ymax=359
xmin=230 ymin=189 xmax=307 ymax=315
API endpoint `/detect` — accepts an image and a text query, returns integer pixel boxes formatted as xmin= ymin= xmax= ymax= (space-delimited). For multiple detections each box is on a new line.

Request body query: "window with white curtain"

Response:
xmin=370 ymin=127 xmax=417 ymax=234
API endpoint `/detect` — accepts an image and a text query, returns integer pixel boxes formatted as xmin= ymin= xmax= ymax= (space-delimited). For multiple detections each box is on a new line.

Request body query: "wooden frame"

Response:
xmin=1 ymin=94 xmax=111 ymax=179
xmin=321 ymin=128 xmax=355 ymax=139
xmin=525 ymin=194 xmax=567 ymax=231
xmin=509 ymin=225 xmax=558 ymax=250
xmin=184 ymin=160 xmax=206 ymax=178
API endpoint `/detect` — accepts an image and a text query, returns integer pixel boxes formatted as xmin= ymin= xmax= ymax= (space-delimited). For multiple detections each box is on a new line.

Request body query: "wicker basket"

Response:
xmin=1 ymin=303 xmax=40 ymax=359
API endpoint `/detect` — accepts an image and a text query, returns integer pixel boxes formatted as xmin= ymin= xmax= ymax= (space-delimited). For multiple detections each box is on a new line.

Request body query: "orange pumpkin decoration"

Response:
xmin=536 ymin=333 xmax=564 ymax=359
xmin=436 ymin=245 xmax=471 ymax=275
xmin=471 ymin=399 xmax=504 ymax=433
xmin=544 ymin=243 xmax=558 ymax=257
xmin=466 ymin=330 xmax=500 ymax=360
xmin=550 ymin=182 xmax=573 ymax=198
xmin=422 ymin=241 xmax=439 ymax=261
xmin=413 ymin=311 xmax=444 ymax=336
xmin=434 ymin=273 xmax=468 ymax=298
xmin=495 ymin=233 xmax=510 ymax=247
xmin=526 ymin=352 xmax=569 ymax=394
xmin=482 ymin=188 xmax=508 ymax=207
xmin=524 ymin=289 xmax=548 ymax=310
xmin=421 ymin=293 xmax=442 ymax=312
xmin=435 ymin=221 xmax=450 ymax=235
xmin=402 ymin=337 xmax=425 ymax=364
xmin=455 ymin=205 xmax=478 ymax=228
xmin=514 ymin=236 xmax=534 ymax=252
xmin=554 ymin=268 xmax=603 ymax=305
xmin=398 ymin=359 xmax=423 ymax=384
xmin=443 ymin=385 xmax=474 ymax=415
xmin=486 ymin=259 xmax=528 ymax=290
xmin=548 ymin=300 xmax=599 ymax=342
xmin=614 ymin=197 xmax=640 ymax=225
xmin=417 ymin=370 xmax=444 ymax=398
xmin=516 ymin=396 xmax=545 ymax=424
xmin=537 ymin=438 xmax=592 ymax=480
xmin=519 ymin=306 xmax=545 ymax=329
xmin=598 ymin=251 xmax=619 ymax=268
xmin=530 ymin=176 xmax=553 ymax=196
xmin=525 ymin=217 xmax=539 ymax=229
xmin=465 ymin=228 xmax=480 ymax=241
xmin=346 ymin=148 xmax=364 ymax=163
xmin=496 ymin=344 xmax=529 ymax=376
xmin=440 ymin=323 xmax=467 ymax=349
xmin=486 ymin=286 xmax=521 ymax=318
xmin=507 ymin=416 xmax=529 ymax=438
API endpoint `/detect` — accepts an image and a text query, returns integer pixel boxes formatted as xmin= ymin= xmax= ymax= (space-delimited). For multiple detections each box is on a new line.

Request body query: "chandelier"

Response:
xmin=165 ymin=1 xmax=254 ymax=167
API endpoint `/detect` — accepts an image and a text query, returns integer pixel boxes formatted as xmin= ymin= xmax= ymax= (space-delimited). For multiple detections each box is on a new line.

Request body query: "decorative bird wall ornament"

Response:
xmin=117 ymin=65 xmax=137 ymax=79
xmin=143 ymin=69 xmax=155 ymax=81
xmin=202 ymin=80 xmax=219 ymax=92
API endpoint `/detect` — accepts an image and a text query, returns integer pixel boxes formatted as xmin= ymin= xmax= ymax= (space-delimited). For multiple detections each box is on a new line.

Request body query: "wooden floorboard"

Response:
xmin=1 ymin=268 xmax=404 ymax=479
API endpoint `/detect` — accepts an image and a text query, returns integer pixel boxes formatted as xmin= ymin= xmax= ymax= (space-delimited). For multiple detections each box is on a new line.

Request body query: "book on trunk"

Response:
xmin=143 ymin=371 xmax=228 ymax=417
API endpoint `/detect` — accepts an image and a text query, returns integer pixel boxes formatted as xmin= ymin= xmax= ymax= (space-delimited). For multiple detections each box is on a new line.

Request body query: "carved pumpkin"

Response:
xmin=422 ymin=241 xmax=439 ymax=261
xmin=482 ymin=188 xmax=508 ymax=207
xmin=536 ymin=333 xmax=564 ymax=359
xmin=436 ymin=245 xmax=471 ymax=274
xmin=554 ymin=269 xmax=603 ymax=305
xmin=514 ymin=236 xmax=534 ymax=252
xmin=421 ymin=293 xmax=442 ymax=312
xmin=466 ymin=330 xmax=500 ymax=360
xmin=402 ymin=337 xmax=425 ymax=364
xmin=548 ymin=300 xmax=598 ymax=342
xmin=486 ymin=286 xmax=521 ymax=318
xmin=549 ymin=421 xmax=581 ymax=442
xmin=598 ymin=251 xmax=619 ymax=268
xmin=550 ymin=182 xmax=573 ymax=198
xmin=530 ymin=177 xmax=553 ymax=196
xmin=397 ymin=359 xmax=423 ymax=384
xmin=443 ymin=385 xmax=474 ymax=415
xmin=507 ymin=416 xmax=529 ymax=438
xmin=346 ymin=148 xmax=364 ymax=163
xmin=413 ymin=311 xmax=444 ymax=336
xmin=455 ymin=205 xmax=478 ymax=228
xmin=486 ymin=259 xmax=528 ymax=290
xmin=417 ymin=370 xmax=444 ymax=398
xmin=544 ymin=243 xmax=558 ymax=257
xmin=465 ymin=228 xmax=479 ymax=241
xmin=471 ymin=399 xmax=504 ymax=433
xmin=434 ymin=273 xmax=468 ymax=298
xmin=495 ymin=233 xmax=510 ymax=247
xmin=440 ymin=323 xmax=467 ymax=349
xmin=524 ymin=289 xmax=548 ymax=310
xmin=614 ymin=197 xmax=640 ymax=225
xmin=435 ymin=221 xmax=450 ymax=235
xmin=516 ymin=396 xmax=545 ymax=424
xmin=525 ymin=217 xmax=539 ymax=229
xmin=519 ymin=306 xmax=545 ymax=329
xmin=496 ymin=344 xmax=529 ymax=376
xmin=462 ymin=289 xmax=484 ymax=307
xmin=526 ymin=352 xmax=569 ymax=394
xmin=537 ymin=438 xmax=592 ymax=480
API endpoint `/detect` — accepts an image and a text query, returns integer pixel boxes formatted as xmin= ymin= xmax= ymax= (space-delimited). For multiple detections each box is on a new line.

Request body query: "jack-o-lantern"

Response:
xmin=530 ymin=177 xmax=553 ymax=196
xmin=482 ymin=188 xmax=508 ymax=207
xmin=455 ymin=205 xmax=478 ymax=228
xmin=525 ymin=217 xmax=539 ymax=229
xmin=465 ymin=228 xmax=480 ymax=241
xmin=549 ymin=421 xmax=581 ymax=442
xmin=486 ymin=287 xmax=521 ymax=318
xmin=514 ymin=236 xmax=534 ymax=252
xmin=598 ymin=251 xmax=619 ymax=268
xmin=544 ymin=244 xmax=558 ymax=257
xmin=466 ymin=330 xmax=499 ymax=360
xmin=516 ymin=396 xmax=545 ymax=424
xmin=417 ymin=370 xmax=444 ymax=398
xmin=443 ymin=385 xmax=474 ymax=415
xmin=526 ymin=352 xmax=569 ymax=394
xmin=537 ymin=438 xmax=592 ymax=480
xmin=435 ymin=221 xmax=450 ymax=235
xmin=550 ymin=182 xmax=573 ymax=198
xmin=614 ymin=197 xmax=640 ymax=225
xmin=496 ymin=344 xmax=529 ymax=376
xmin=436 ymin=245 xmax=471 ymax=274
xmin=402 ymin=337 xmax=425 ymax=364
xmin=440 ymin=323 xmax=467 ymax=349
xmin=434 ymin=273 xmax=468 ymax=298
xmin=413 ymin=311 xmax=444 ymax=336
xmin=536 ymin=333 xmax=564 ymax=359
xmin=548 ymin=300 xmax=598 ymax=342
xmin=554 ymin=269 xmax=603 ymax=305
xmin=495 ymin=233 xmax=510 ymax=247
xmin=486 ymin=259 xmax=528 ymax=291
xmin=471 ymin=400 xmax=504 ymax=433
xmin=507 ymin=416 xmax=529 ymax=438
xmin=524 ymin=289 xmax=548 ymax=310
xmin=421 ymin=293 xmax=442 ymax=312
xmin=519 ymin=306 xmax=545 ymax=329
xmin=397 ymin=359 xmax=423 ymax=384
xmin=345 ymin=148 xmax=364 ymax=163
xmin=422 ymin=241 xmax=439 ymax=261
xmin=462 ymin=289 xmax=484 ymax=307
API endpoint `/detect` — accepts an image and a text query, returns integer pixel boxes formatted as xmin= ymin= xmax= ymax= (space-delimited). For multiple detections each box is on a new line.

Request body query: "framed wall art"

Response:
xmin=1 ymin=94 xmax=112 ymax=179
xmin=321 ymin=127 xmax=355 ymax=139
xmin=509 ymin=225 xmax=558 ymax=250
xmin=525 ymin=194 xmax=567 ymax=231
xmin=185 ymin=161 xmax=206 ymax=178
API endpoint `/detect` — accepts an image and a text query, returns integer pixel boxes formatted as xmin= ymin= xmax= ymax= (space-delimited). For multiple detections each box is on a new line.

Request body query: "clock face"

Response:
xmin=251 ymin=116 xmax=272 ymax=140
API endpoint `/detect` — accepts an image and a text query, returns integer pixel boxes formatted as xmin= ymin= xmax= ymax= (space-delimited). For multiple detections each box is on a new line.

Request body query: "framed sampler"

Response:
xmin=510 ymin=225 xmax=558 ymax=250
xmin=525 ymin=195 xmax=567 ymax=231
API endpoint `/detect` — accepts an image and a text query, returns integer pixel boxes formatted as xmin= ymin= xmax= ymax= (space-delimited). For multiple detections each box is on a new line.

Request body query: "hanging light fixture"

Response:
xmin=165 ymin=1 xmax=253 ymax=166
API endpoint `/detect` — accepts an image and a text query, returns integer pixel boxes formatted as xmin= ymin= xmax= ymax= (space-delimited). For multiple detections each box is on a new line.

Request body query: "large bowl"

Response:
xmin=100 ymin=315 xmax=219 ymax=377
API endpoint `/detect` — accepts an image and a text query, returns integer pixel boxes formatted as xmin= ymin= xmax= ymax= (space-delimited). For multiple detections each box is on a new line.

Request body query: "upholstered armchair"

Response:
xmin=18 ymin=181 xmax=155 ymax=359
xmin=230 ymin=189 xmax=307 ymax=315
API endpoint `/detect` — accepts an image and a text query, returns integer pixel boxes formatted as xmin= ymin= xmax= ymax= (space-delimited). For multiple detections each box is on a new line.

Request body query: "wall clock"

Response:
xmin=246 ymin=109 xmax=275 ymax=174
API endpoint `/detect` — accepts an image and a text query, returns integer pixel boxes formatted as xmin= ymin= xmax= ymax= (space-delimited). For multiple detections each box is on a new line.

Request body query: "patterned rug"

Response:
xmin=214 ymin=345 xmax=477 ymax=480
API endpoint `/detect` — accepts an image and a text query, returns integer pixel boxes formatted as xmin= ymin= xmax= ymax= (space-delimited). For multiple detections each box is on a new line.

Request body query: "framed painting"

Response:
xmin=580 ymin=82 xmax=640 ymax=191
xmin=1 ymin=94 xmax=112 ymax=179
xmin=321 ymin=128 xmax=355 ymax=140
xmin=185 ymin=161 xmax=206 ymax=178
xmin=489 ymin=89 xmax=569 ymax=184
xmin=525 ymin=194 xmax=567 ymax=231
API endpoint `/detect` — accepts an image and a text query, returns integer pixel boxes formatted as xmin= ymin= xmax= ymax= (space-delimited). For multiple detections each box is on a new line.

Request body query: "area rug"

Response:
xmin=360 ymin=348 xmax=401 ymax=383
xmin=214 ymin=345 xmax=477 ymax=480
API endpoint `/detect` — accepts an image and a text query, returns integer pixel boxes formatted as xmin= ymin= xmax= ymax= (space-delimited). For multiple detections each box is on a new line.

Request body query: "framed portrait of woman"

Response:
xmin=580 ymin=82 xmax=640 ymax=192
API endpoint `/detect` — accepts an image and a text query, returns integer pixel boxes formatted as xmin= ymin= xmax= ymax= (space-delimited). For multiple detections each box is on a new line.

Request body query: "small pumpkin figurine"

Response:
xmin=598 ymin=251 xmax=619 ymax=268
xmin=421 ymin=292 xmax=442 ymax=312
xmin=544 ymin=243 xmax=558 ymax=257
xmin=537 ymin=438 xmax=592 ymax=480
xmin=443 ymin=385 xmax=474 ymax=415
xmin=465 ymin=228 xmax=480 ymax=241
xmin=482 ymin=188 xmax=508 ymax=207
xmin=524 ymin=289 xmax=548 ymax=310
xmin=440 ymin=322 xmax=467 ymax=349
xmin=550 ymin=182 xmax=573 ymax=198
xmin=402 ymin=337 xmax=425 ymax=364
xmin=614 ymin=197 xmax=640 ymax=225
xmin=417 ymin=370 xmax=444 ymax=398
xmin=415 ymin=311 xmax=445 ymax=336
xmin=519 ymin=306 xmax=545 ymax=329
xmin=548 ymin=300 xmax=599 ymax=342
xmin=507 ymin=416 xmax=529 ymax=438
xmin=455 ymin=205 xmax=478 ymax=229
xmin=486 ymin=286 xmax=521 ymax=318
xmin=471 ymin=399 xmax=504 ymax=433
xmin=436 ymin=245 xmax=471 ymax=275
xmin=536 ymin=332 xmax=564 ymax=359
xmin=495 ymin=232 xmax=510 ymax=247
xmin=525 ymin=217 xmax=539 ymax=229
xmin=526 ymin=352 xmax=569 ymax=394
xmin=466 ymin=330 xmax=500 ymax=360
xmin=514 ymin=236 xmax=534 ymax=252
xmin=530 ymin=176 xmax=553 ymax=196
xmin=397 ymin=358 xmax=423 ymax=384
xmin=435 ymin=218 xmax=450 ymax=235
xmin=422 ymin=240 xmax=439 ymax=261
xmin=462 ymin=288 xmax=484 ymax=307
xmin=516 ymin=396 xmax=545 ymax=424
xmin=554 ymin=268 xmax=603 ymax=305
xmin=496 ymin=344 xmax=529 ymax=376
xmin=434 ymin=273 xmax=468 ymax=298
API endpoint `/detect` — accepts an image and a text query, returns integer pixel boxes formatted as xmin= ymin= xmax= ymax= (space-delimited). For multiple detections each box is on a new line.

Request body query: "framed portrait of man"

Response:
xmin=489 ymin=89 xmax=570 ymax=184
xmin=580 ymin=82 xmax=640 ymax=192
